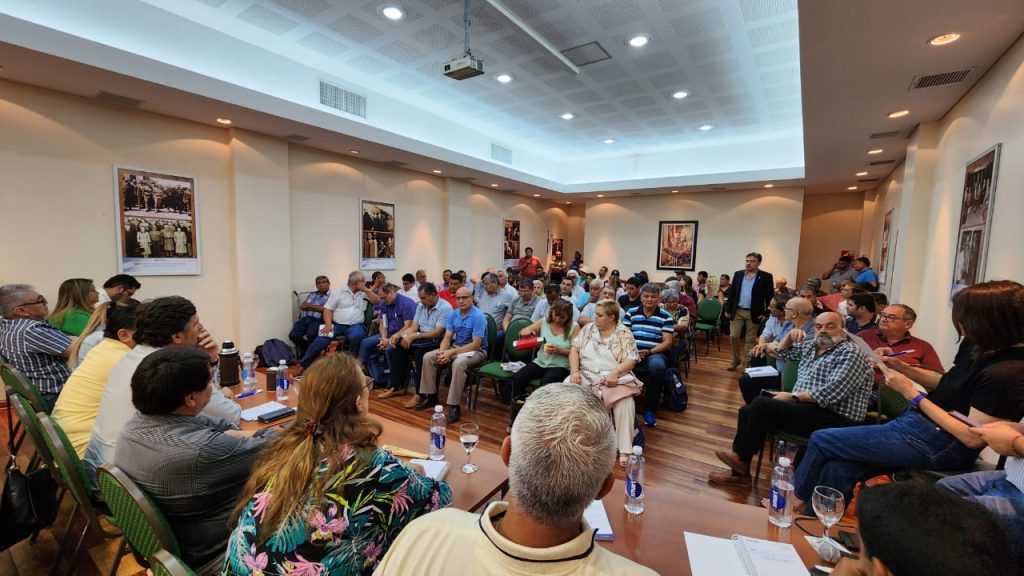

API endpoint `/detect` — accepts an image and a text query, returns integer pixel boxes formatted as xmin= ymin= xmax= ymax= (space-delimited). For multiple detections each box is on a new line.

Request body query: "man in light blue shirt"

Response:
xmin=852 ymin=256 xmax=879 ymax=290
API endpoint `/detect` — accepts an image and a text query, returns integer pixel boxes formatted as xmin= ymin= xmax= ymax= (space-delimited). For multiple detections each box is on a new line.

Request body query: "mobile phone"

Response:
xmin=838 ymin=530 xmax=861 ymax=551
xmin=949 ymin=410 xmax=981 ymax=427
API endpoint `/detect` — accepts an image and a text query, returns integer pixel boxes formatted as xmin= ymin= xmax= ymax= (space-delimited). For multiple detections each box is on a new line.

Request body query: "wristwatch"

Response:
xmin=791 ymin=394 xmax=799 ymax=403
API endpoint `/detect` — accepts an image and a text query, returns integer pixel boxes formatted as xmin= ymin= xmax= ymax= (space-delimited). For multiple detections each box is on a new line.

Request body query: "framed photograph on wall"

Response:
xmin=550 ymin=237 xmax=563 ymax=258
xmin=360 ymin=200 xmax=396 ymax=270
xmin=503 ymin=219 xmax=520 ymax=268
xmin=951 ymin=144 xmax=1000 ymax=296
xmin=114 ymin=166 xmax=200 ymax=276
xmin=657 ymin=220 xmax=698 ymax=271
xmin=878 ymin=208 xmax=893 ymax=284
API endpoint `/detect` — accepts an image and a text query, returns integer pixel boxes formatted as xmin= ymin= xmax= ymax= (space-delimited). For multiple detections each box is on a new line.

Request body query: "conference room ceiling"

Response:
xmin=0 ymin=1 xmax=1021 ymax=200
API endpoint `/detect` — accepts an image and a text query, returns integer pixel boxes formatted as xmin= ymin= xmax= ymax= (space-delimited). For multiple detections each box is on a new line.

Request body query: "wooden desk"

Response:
xmin=234 ymin=389 xmax=508 ymax=511
xmin=600 ymin=480 xmax=824 ymax=575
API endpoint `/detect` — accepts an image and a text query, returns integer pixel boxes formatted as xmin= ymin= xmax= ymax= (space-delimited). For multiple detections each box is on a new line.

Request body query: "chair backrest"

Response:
xmin=1 ymin=363 xmax=50 ymax=415
xmin=483 ymin=314 xmax=498 ymax=361
xmin=503 ymin=318 xmax=534 ymax=361
xmin=37 ymin=414 xmax=121 ymax=537
xmin=879 ymin=382 xmax=910 ymax=421
xmin=363 ymin=301 xmax=375 ymax=329
xmin=8 ymin=391 xmax=58 ymax=473
xmin=96 ymin=464 xmax=179 ymax=559
xmin=150 ymin=550 xmax=197 ymax=576
xmin=695 ymin=298 xmax=722 ymax=324
xmin=781 ymin=359 xmax=800 ymax=392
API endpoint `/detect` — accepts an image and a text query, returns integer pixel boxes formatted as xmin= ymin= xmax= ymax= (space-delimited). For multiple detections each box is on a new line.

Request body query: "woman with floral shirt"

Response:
xmin=223 ymin=354 xmax=451 ymax=576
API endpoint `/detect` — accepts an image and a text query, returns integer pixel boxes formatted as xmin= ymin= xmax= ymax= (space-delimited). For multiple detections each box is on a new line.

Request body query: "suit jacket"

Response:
xmin=725 ymin=269 xmax=775 ymax=322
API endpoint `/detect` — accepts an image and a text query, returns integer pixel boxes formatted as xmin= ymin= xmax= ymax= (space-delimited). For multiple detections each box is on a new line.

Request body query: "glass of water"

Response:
xmin=811 ymin=486 xmax=845 ymax=543
xmin=459 ymin=423 xmax=480 ymax=474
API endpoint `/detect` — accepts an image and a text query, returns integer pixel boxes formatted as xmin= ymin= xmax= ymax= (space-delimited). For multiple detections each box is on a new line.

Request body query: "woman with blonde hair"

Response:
xmin=48 ymin=278 xmax=99 ymax=336
xmin=224 ymin=354 xmax=451 ymax=575
xmin=67 ymin=302 xmax=112 ymax=368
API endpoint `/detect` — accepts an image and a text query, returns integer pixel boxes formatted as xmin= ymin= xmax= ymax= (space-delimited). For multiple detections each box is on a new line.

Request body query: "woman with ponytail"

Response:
xmin=223 ymin=354 xmax=451 ymax=575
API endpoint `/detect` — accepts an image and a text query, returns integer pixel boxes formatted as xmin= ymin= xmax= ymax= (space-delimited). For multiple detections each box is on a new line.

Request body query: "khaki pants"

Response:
xmin=419 ymin=349 xmax=486 ymax=406
xmin=729 ymin=309 xmax=758 ymax=368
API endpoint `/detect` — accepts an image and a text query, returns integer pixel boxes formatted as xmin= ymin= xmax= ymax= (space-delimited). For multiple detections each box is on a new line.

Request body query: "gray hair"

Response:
xmin=788 ymin=296 xmax=813 ymax=316
xmin=661 ymin=288 xmax=680 ymax=301
xmin=0 ymin=284 xmax=34 ymax=317
xmin=482 ymin=273 xmax=499 ymax=284
xmin=640 ymin=282 xmax=661 ymax=296
xmin=509 ymin=383 xmax=615 ymax=526
xmin=347 ymin=271 xmax=364 ymax=284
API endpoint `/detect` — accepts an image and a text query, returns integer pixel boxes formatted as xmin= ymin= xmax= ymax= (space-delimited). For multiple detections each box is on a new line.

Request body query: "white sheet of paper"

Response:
xmin=410 ymin=458 xmax=450 ymax=481
xmin=583 ymin=500 xmax=614 ymax=541
xmin=685 ymin=532 xmax=747 ymax=576
xmin=745 ymin=366 xmax=780 ymax=378
xmin=240 ymin=401 xmax=287 ymax=422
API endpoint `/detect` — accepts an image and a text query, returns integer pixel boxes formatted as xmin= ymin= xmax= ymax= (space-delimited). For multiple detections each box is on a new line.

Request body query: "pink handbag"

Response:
xmin=591 ymin=374 xmax=643 ymax=409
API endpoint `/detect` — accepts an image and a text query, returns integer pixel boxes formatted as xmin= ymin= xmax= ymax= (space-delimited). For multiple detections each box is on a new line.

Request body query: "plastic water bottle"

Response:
xmin=624 ymin=445 xmax=645 ymax=515
xmin=241 ymin=352 xmax=256 ymax=392
xmin=768 ymin=457 xmax=795 ymax=528
xmin=429 ymin=405 xmax=447 ymax=461
xmin=276 ymin=360 xmax=290 ymax=401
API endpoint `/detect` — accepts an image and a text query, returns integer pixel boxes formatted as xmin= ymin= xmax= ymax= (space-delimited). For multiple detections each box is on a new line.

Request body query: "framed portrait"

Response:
xmin=657 ymin=220 xmax=698 ymax=271
xmin=878 ymin=208 xmax=893 ymax=284
xmin=951 ymin=144 xmax=1000 ymax=296
xmin=551 ymin=238 xmax=563 ymax=258
xmin=360 ymin=200 xmax=396 ymax=270
xmin=114 ymin=166 xmax=200 ymax=276
xmin=503 ymin=219 xmax=520 ymax=268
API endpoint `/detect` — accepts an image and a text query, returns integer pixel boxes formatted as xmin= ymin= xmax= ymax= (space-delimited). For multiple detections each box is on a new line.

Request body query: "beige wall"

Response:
xmin=796 ymin=193 xmax=864 ymax=292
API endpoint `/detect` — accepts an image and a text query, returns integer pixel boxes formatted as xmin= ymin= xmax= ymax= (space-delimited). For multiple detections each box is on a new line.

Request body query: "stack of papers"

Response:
xmin=411 ymin=458 xmax=450 ymax=481
xmin=501 ymin=361 xmax=527 ymax=372
xmin=583 ymin=500 xmax=614 ymax=540
xmin=240 ymin=401 xmax=287 ymax=421
xmin=744 ymin=366 xmax=780 ymax=378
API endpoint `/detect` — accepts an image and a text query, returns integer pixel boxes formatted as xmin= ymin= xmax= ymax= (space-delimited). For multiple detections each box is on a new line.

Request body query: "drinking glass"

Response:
xmin=459 ymin=423 xmax=480 ymax=474
xmin=811 ymin=486 xmax=845 ymax=543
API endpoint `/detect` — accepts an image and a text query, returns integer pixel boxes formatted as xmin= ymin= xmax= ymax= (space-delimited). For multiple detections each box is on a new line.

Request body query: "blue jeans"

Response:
xmin=358 ymin=334 xmax=383 ymax=365
xmin=639 ymin=353 xmax=667 ymax=412
xmin=288 ymin=316 xmax=322 ymax=355
xmin=299 ymin=322 xmax=367 ymax=367
xmin=794 ymin=409 xmax=980 ymax=510
xmin=938 ymin=470 xmax=1024 ymax=517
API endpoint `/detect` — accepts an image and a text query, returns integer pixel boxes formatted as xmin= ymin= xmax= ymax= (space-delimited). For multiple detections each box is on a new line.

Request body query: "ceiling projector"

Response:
xmin=443 ymin=55 xmax=484 ymax=80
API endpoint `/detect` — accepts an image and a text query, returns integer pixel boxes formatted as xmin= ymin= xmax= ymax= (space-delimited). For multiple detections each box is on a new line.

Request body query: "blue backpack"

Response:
xmin=256 ymin=338 xmax=295 ymax=368
xmin=662 ymin=367 xmax=688 ymax=412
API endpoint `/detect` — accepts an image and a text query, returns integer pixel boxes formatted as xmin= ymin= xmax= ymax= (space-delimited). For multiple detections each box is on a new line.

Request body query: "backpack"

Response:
xmin=662 ymin=367 xmax=688 ymax=412
xmin=255 ymin=338 xmax=295 ymax=368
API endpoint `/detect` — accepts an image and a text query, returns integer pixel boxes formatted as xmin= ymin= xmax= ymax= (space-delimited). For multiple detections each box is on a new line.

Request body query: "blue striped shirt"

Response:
xmin=623 ymin=307 xmax=673 ymax=350
xmin=300 ymin=290 xmax=331 ymax=319
xmin=0 ymin=318 xmax=72 ymax=395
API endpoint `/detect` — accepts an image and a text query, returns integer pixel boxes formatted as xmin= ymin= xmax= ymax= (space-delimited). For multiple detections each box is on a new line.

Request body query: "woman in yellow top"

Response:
xmin=47 ymin=278 xmax=99 ymax=336
xmin=51 ymin=303 xmax=136 ymax=456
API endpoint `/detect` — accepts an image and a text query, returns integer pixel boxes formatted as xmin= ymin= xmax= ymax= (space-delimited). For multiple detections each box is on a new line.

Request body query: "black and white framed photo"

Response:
xmin=657 ymin=220 xmax=698 ymax=271
xmin=503 ymin=219 xmax=520 ymax=268
xmin=361 ymin=200 xmax=396 ymax=270
xmin=951 ymin=144 xmax=1000 ymax=296
xmin=114 ymin=166 xmax=200 ymax=276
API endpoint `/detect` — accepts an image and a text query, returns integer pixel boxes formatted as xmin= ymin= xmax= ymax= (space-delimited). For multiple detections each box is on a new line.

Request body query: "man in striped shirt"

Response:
xmin=0 ymin=284 xmax=71 ymax=408
xmin=288 ymin=275 xmax=331 ymax=356
xmin=623 ymin=283 xmax=674 ymax=427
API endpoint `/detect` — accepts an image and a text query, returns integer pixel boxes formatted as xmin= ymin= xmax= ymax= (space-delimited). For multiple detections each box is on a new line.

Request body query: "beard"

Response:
xmin=815 ymin=333 xmax=845 ymax=350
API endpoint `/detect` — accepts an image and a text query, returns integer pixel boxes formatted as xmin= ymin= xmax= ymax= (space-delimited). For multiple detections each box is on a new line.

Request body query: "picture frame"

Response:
xmin=951 ymin=144 xmax=1000 ymax=296
xmin=503 ymin=219 xmax=520 ymax=268
xmin=360 ymin=199 xmax=396 ymax=270
xmin=551 ymin=238 xmax=563 ymax=258
xmin=657 ymin=220 xmax=698 ymax=271
xmin=114 ymin=165 xmax=200 ymax=276
xmin=878 ymin=208 xmax=893 ymax=284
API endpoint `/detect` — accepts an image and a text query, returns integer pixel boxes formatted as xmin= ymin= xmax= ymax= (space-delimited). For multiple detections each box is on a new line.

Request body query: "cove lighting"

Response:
xmin=490 ymin=183 xmax=499 ymax=187
xmin=215 ymin=118 xmax=232 ymax=125
xmin=379 ymin=4 xmax=405 ymax=21
xmin=868 ymin=149 xmax=883 ymax=155
xmin=561 ymin=112 xmax=574 ymax=120
xmin=597 ymin=194 xmax=605 ymax=198
xmin=349 ymin=149 xmax=360 ymax=154
xmin=495 ymin=73 xmax=513 ymax=84
xmin=671 ymin=190 xmax=679 ymax=194
xmin=699 ymin=124 xmax=713 ymax=132
xmin=672 ymin=91 xmax=688 ymax=100
xmin=532 ymin=194 xmax=540 ymax=197
xmin=888 ymin=109 xmax=910 ymax=118
xmin=856 ymin=171 xmax=868 ymax=176
xmin=928 ymin=33 xmax=960 ymax=46
xmin=627 ymin=34 xmax=651 ymax=48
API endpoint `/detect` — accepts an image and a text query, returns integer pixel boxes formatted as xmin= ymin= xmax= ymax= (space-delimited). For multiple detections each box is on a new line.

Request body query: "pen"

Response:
xmin=235 ymin=389 xmax=259 ymax=399
xmin=884 ymin=349 xmax=915 ymax=357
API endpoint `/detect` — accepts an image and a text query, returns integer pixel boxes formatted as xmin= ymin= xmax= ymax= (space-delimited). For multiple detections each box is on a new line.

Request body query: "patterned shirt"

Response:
xmin=776 ymin=337 xmax=874 ymax=422
xmin=623 ymin=306 xmax=673 ymax=351
xmin=300 ymin=291 xmax=332 ymax=320
xmin=0 ymin=317 xmax=72 ymax=395
xmin=224 ymin=447 xmax=451 ymax=576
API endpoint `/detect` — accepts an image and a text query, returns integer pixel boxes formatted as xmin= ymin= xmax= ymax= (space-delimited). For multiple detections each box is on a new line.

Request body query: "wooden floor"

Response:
xmin=1 ymin=335 xmax=767 ymax=575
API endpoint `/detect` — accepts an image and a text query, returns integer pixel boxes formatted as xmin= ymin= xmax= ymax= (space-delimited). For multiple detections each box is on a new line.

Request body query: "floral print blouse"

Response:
xmin=223 ymin=445 xmax=452 ymax=576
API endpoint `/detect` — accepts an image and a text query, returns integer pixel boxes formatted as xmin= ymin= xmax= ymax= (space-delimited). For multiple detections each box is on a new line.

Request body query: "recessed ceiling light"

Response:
xmin=888 ymin=109 xmax=910 ymax=119
xmin=495 ymin=73 xmax=514 ymax=84
xmin=565 ymin=201 xmax=571 ymax=205
xmin=847 ymin=186 xmax=858 ymax=191
xmin=561 ymin=112 xmax=574 ymax=120
xmin=490 ymin=183 xmax=499 ymax=187
xmin=215 ymin=118 xmax=232 ymax=125
xmin=672 ymin=90 xmax=689 ymax=100
xmin=671 ymin=190 xmax=679 ymax=194
xmin=626 ymin=34 xmax=652 ymax=48
xmin=868 ymin=148 xmax=883 ymax=155
xmin=432 ymin=169 xmax=442 ymax=174
xmin=597 ymin=194 xmax=605 ymax=198
xmin=349 ymin=149 xmax=359 ymax=154
xmin=699 ymin=124 xmax=713 ymax=132
xmin=378 ymin=4 xmax=405 ymax=20
xmin=532 ymin=194 xmax=540 ymax=197
xmin=764 ymin=184 xmax=774 ymax=188
xmin=603 ymin=139 xmax=615 ymax=144
xmin=856 ymin=171 xmax=868 ymax=177
xmin=928 ymin=32 xmax=960 ymax=46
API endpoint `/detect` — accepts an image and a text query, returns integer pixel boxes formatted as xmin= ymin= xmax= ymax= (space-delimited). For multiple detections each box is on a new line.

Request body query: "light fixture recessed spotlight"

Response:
xmin=349 ymin=149 xmax=359 ymax=154
xmin=532 ymin=194 xmax=540 ymax=197
xmin=672 ymin=90 xmax=689 ymax=100
xmin=928 ymin=32 xmax=960 ymax=46
xmin=868 ymin=148 xmax=883 ymax=155
xmin=847 ymin=186 xmax=858 ymax=191
xmin=565 ymin=201 xmax=571 ymax=205
xmin=561 ymin=112 xmax=574 ymax=120
xmin=378 ymin=4 xmax=405 ymax=20
xmin=215 ymin=118 xmax=232 ymax=125
xmin=597 ymin=194 xmax=605 ymax=198
xmin=490 ymin=183 xmax=499 ymax=187
xmin=603 ymin=139 xmax=615 ymax=144
xmin=432 ymin=169 xmax=442 ymax=174
xmin=495 ymin=73 xmax=513 ymax=84
xmin=856 ymin=171 xmax=868 ymax=177
xmin=764 ymin=184 xmax=774 ymax=188
xmin=671 ymin=190 xmax=679 ymax=194
xmin=699 ymin=124 xmax=713 ymax=132
xmin=888 ymin=109 xmax=910 ymax=118
xmin=626 ymin=33 xmax=652 ymax=48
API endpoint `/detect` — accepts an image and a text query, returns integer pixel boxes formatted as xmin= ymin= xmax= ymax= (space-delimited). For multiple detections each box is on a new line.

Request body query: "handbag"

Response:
xmin=0 ymin=451 xmax=59 ymax=551
xmin=591 ymin=373 xmax=643 ymax=409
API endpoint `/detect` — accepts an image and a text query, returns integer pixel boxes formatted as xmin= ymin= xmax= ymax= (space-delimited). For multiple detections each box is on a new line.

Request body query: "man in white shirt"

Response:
xmin=399 ymin=273 xmax=419 ymax=300
xmin=495 ymin=269 xmax=518 ymax=300
xmin=298 ymin=271 xmax=381 ymax=370
xmin=531 ymin=283 xmax=580 ymax=325
xmin=375 ymin=383 xmax=656 ymax=575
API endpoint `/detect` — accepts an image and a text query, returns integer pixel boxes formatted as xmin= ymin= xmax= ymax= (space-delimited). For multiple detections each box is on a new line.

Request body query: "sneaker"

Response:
xmin=404 ymin=393 xmax=423 ymax=409
xmin=643 ymin=411 xmax=657 ymax=427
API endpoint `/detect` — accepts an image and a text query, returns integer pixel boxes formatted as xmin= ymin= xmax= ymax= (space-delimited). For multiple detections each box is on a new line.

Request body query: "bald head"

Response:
xmin=787 ymin=297 xmax=813 ymax=317
xmin=455 ymin=287 xmax=474 ymax=311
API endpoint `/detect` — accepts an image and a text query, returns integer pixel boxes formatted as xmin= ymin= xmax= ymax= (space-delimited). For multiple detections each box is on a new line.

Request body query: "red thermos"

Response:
xmin=513 ymin=336 xmax=545 ymax=351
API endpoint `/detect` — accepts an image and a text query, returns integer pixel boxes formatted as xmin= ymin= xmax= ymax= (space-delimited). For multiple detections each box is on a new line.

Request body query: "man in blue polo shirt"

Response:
xmin=624 ymin=283 xmax=674 ymax=427
xmin=358 ymin=283 xmax=417 ymax=384
xmin=415 ymin=287 xmax=487 ymax=423
xmin=852 ymin=256 xmax=879 ymax=290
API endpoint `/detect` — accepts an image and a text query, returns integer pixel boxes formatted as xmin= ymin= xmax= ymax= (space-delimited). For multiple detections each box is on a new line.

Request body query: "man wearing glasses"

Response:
xmin=0 ymin=284 xmax=72 ymax=408
xmin=858 ymin=304 xmax=943 ymax=384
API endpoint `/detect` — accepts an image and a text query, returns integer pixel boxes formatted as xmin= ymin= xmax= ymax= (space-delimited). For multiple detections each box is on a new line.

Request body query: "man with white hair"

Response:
xmin=375 ymin=383 xmax=656 ymax=575
xmin=297 ymin=270 xmax=380 ymax=372
xmin=0 ymin=283 xmax=72 ymax=408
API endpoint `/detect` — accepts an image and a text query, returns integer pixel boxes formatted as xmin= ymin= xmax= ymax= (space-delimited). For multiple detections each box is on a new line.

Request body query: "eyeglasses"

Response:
xmin=15 ymin=296 xmax=47 ymax=308
xmin=877 ymin=313 xmax=907 ymax=322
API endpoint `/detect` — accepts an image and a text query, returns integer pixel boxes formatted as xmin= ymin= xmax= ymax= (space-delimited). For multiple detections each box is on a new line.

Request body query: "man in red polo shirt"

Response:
xmin=858 ymin=304 xmax=943 ymax=384
xmin=516 ymin=247 xmax=543 ymax=279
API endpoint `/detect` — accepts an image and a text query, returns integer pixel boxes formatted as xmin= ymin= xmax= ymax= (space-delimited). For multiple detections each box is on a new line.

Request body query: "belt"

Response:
xmin=739 ymin=307 xmax=751 ymax=310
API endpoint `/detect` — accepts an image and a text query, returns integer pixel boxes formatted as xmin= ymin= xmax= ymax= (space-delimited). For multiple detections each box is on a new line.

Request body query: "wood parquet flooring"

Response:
xmin=1 ymin=336 xmax=767 ymax=575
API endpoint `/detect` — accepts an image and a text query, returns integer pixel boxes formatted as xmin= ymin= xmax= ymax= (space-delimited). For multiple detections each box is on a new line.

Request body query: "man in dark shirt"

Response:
xmin=844 ymin=292 xmax=878 ymax=334
xmin=617 ymin=276 xmax=643 ymax=312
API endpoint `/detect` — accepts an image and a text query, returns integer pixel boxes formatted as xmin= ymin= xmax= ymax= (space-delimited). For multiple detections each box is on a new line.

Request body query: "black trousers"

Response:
xmin=511 ymin=362 xmax=570 ymax=399
xmin=732 ymin=397 xmax=856 ymax=461
xmin=738 ymin=373 xmax=782 ymax=404
xmin=388 ymin=340 xmax=440 ymax=391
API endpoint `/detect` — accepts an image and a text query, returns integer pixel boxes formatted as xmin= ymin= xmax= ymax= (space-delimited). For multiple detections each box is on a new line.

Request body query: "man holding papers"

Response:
xmin=739 ymin=295 xmax=815 ymax=403
xmin=857 ymin=304 xmax=943 ymax=385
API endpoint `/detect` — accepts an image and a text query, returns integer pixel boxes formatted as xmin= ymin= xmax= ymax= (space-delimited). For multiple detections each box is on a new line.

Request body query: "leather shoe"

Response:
xmin=726 ymin=362 xmax=739 ymax=371
xmin=404 ymin=393 xmax=423 ymax=409
xmin=378 ymin=388 xmax=407 ymax=399
xmin=447 ymin=405 xmax=461 ymax=424
xmin=708 ymin=470 xmax=752 ymax=486
xmin=714 ymin=450 xmax=750 ymax=476
xmin=414 ymin=395 xmax=437 ymax=411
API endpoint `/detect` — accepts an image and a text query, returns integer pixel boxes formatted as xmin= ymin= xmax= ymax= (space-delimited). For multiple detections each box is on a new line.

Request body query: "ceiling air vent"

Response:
xmin=869 ymin=131 xmax=902 ymax=139
xmin=491 ymin=144 xmax=512 ymax=164
xmin=910 ymin=68 xmax=973 ymax=90
xmin=94 ymin=91 xmax=145 ymax=108
xmin=284 ymin=134 xmax=309 ymax=142
xmin=561 ymin=42 xmax=611 ymax=67
xmin=869 ymin=159 xmax=896 ymax=166
xmin=319 ymin=80 xmax=366 ymax=118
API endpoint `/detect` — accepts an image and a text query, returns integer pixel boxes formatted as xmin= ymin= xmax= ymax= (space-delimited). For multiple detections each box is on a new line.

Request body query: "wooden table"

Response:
xmin=600 ymin=480 xmax=826 ymax=575
xmin=233 ymin=389 xmax=508 ymax=511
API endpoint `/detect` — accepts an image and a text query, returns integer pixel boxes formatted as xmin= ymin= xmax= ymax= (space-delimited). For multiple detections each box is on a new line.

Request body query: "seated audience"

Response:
xmin=225 ymin=353 xmax=450 ymax=575
xmin=0 ymin=283 xmax=72 ymax=408
xmin=439 ymin=269 xmax=452 ymax=293
xmin=659 ymin=288 xmax=690 ymax=369
xmin=774 ymin=276 xmax=794 ymax=297
xmin=844 ymin=292 xmax=878 ymax=334
xmin=819 ymin=279 xmax=864 ymax=314
xmin=84 ymin=296 xmax=240 ymax=483
xmin=288 ymin=275 xmax=331 ymax=357
xmin=477 ymin=272 xmax=513 ymax=348
xmin=796 ymin=285 xmax=826 ymax=317
xmin=437 ymin=271 xmax=463 ymax=307
xmin=52 ymin=303 xmax=136 ymax=457
xmin=380 ymin=282 xmax=452 ymax=404
xmin=66 ymin=303 xmax=110 ymax=369
xmin=98 ymin=274 xmax=141 ymax=305
xmin=115 ymin=348 xmax=274 ymax=569
xmin=48 ymin=278 xmax=100 ymax=336
xmin=565 ymin=270 xmax=585 ymax=302
xmin=496 ymin=269 xmax=518 ymax=300
xmin=790 ymin=281 xmax=1024 ymax=511
xmin=510 ymin=299 xmax=579 ymax=424
xmin=414 ymin=287 xmax=486 ymax=424
xmin=298 ymin=271 xmax=380 ymax=373
xmin=531 ymin=279 xmax=543 ymax=297
xmin=375 ymin=383 xmax=656 ymax=575
xmin=532 ymin=283 xmax=580 ymax=325
xmin=821 ymin=255 xmax=855 ymax=294
xmin=738 ymin=294 xmax=795 ymax=403
xmin=503 ymin=279 xmax=539 ymax=330
xmin=830 ymin=483 xmax=1011 ymax=576
xmin=581 ymin=286 xmax=622 ymax=325
xmin=399 ymin=273 xmax=418 ymax=299
xmin=804 ymin=276 xmax=827 ymax=297
xmin=709 ymin=312 xmax=873 ymax=485
xmin=415 ymin=269 xmax=428 ymax=286
xmin=939 ymin=418 xmax=1024 ymax=517
xmin=852 ymin=256 xmax=880 ymax=290
xmin=624 ymin=283 xmax=674 ymax=427
xmin=576 ymin=280 xmax=603 ymax=311
xmin=858 ymin=304 xmax=943 ymax=384
xmin=568 ymin=300 xmax=639 ymax=465
xmin=358 ymin=283 xmax=416 ymax=381
xmin=617 ymin=276 xmax=643 ymax=312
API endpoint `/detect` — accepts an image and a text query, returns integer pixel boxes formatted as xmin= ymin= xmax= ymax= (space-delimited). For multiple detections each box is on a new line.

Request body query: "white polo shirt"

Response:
xmin=325 ymin=287 xmax=368 ymax=326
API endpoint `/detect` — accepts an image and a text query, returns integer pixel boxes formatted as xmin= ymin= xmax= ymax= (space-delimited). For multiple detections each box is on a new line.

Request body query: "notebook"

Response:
xmin=583 ymin=500 xmax=614 ymax=540
xmin=410 ymin=458 xmax=450 ymax=481
xmin=744 ymin=366 xmax=779 ymax=378
xmin=685 ymin=532 xmax=806 ymax=576
xmin=240 ymin=401 xmax=287 ymax=422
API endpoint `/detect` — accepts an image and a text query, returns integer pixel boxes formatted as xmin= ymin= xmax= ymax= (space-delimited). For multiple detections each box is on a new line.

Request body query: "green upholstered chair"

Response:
xmin=463 ymin=314 xmax=498 ymax=409
xmin=1 ymin=362 xmax=50 ymax=415
xmin=95 ymin=464 xmax=179 ymax=570
xmin=150 ymin=550 xmax=198 ymax=576
xmin=690 ymin=298 xmax=723 ymax=360
xmin=474 ymin=318 xmax=537 ymax=397
xmin=8 ymin=390 xmax=57 ymax=473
